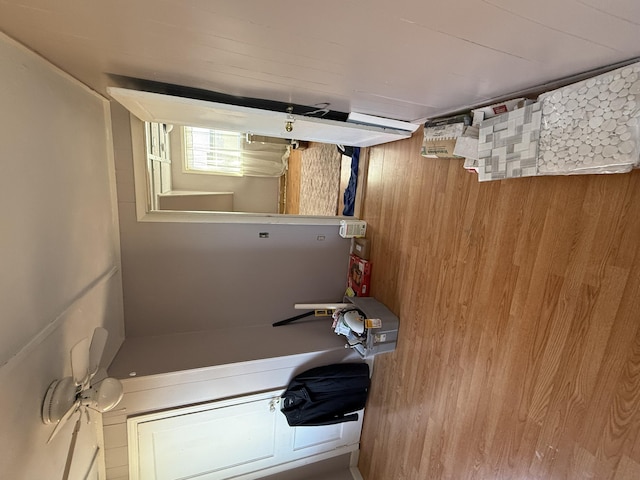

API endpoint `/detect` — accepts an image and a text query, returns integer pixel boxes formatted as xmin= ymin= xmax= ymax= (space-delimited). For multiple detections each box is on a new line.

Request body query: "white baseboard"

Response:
xmin=350 ymin=466 xmax=364 ymax=480
xmin=349 ymin=450 xmax=364 ymax=480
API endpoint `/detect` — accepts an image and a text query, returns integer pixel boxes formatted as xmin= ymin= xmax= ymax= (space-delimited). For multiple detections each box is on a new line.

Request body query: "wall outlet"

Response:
xmin=339 ymin=220 xmax=367 ymax=238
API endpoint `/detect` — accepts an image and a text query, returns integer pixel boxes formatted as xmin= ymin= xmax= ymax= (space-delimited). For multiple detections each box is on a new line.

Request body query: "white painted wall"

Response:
xmin=0 ymin=32 xmax=124 ymax=479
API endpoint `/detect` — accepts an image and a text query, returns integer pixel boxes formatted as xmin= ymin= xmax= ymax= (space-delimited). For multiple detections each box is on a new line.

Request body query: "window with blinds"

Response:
xmin=183 ymin=126 xmax=243 ymax=176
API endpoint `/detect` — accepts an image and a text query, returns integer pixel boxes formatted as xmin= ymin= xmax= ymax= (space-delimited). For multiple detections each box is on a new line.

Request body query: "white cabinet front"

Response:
xmin=128 ymin=390 xmax=362 ymax=480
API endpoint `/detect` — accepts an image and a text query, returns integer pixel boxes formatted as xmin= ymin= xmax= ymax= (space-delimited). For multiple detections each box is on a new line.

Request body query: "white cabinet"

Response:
xmin=128 ymin=389 xmax=362 ymax=480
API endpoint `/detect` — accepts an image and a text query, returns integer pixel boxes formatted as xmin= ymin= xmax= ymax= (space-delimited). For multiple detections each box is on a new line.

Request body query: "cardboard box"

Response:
xmin=422 ymin=114 xmax=471 ymax=158
xmin=348 ymin=254 xmax=371 ymax=297
xmin=421 ymin=138 xmax=459 ymax=158
xmin=424 ymin=114 xmax=472 ymax=130
xmin=350 ymin=237 xmax=371 ymax=260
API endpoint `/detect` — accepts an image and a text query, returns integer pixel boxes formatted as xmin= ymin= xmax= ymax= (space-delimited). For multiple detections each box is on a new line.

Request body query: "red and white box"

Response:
xmin=348 ymin=254 xmax=372 ymax=297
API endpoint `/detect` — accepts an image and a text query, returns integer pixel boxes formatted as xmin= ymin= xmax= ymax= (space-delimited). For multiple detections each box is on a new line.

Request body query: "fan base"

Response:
xmin=42 ymin=377 xmax=77 ymax=424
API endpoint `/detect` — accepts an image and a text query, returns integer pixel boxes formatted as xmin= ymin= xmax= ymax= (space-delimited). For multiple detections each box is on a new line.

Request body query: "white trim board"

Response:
xmin=109 ymin=87 xmax=416 ymax=148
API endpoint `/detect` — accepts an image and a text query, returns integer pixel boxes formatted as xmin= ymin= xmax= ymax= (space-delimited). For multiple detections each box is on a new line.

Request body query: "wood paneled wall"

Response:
xmin=358 ymin=131 xmax=640 ymax=479
xmin=284 ymin=147 xmax=302 ymax=214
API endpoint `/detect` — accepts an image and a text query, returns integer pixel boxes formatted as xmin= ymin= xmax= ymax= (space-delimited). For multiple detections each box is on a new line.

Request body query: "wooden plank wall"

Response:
xmin=358 ymin=131 xmax=640 ymax=479
xmin=284 ymin=147 xmax=302 ymax=214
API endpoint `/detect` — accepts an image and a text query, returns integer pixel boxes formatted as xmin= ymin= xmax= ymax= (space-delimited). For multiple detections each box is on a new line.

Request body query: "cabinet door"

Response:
xmin=129 ymin=390 xmax=362 ymax=480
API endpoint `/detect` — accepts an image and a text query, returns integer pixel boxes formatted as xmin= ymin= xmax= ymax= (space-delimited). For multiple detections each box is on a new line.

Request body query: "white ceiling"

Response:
xmin=1 ymin=0 xmax=639 ymax=121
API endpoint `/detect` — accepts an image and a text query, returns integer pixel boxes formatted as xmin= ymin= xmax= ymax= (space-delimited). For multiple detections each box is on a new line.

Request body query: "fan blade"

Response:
xmin=89 ymin=327 xmax=108 ymax=378
xmin=47 ymin=400 xmax=79 ymax=444
xmin=90 ymin=367 xmax=109 ymax=387
xmin=71 ymin=338 xmax=90 ymax=386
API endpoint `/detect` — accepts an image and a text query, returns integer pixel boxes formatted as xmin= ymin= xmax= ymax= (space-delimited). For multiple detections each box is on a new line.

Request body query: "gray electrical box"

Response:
xmin=344 ymin=296 xmax=399 ymax=358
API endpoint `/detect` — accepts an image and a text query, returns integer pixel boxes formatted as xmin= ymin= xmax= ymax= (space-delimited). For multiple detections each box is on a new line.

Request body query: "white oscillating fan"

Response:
xmin=42 ymin=327 xmax=124 ymax=443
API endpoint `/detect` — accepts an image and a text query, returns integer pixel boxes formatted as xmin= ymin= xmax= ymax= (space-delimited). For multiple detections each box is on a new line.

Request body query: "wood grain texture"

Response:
xmin=284 ymin=147 xmax=302 ymax=214
xmin=357 ymin=131 xmax=640 ymax=479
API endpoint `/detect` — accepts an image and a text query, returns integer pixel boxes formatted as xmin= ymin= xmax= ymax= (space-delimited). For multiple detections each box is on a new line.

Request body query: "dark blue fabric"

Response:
xmin=342 ymin=147 xmax=360 ymax=216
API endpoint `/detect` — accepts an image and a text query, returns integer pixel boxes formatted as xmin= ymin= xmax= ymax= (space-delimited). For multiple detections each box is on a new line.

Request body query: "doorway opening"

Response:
xmin=143 ymin=121 xmax=367 ymax=218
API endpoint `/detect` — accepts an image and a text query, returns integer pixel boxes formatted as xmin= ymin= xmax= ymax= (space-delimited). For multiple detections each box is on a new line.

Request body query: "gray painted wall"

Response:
xmin=110 ymin=103 xmax=352 ymax=368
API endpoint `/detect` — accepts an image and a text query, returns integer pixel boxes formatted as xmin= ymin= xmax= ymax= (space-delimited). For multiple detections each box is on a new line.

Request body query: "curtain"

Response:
xmin=241 ymin=137 xmax=288 ymax=177
xmin=183 ymin=126 xmax=287 ymax=177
